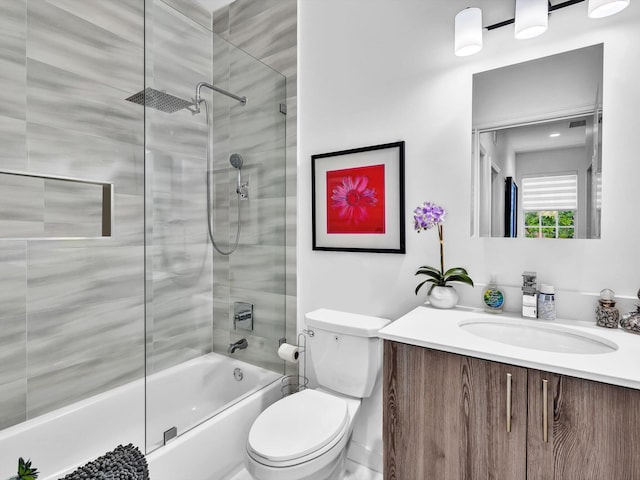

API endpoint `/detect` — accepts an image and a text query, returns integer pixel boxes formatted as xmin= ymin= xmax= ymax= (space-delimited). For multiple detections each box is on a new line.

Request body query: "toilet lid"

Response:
xmin=247 ymin=389 xmax=349 ymax=462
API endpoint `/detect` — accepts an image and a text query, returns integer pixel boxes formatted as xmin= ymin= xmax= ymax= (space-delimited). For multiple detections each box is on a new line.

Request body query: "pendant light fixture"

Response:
xmin=514 ymin=0 xmax=549 ymax=39
xmin=588 ymin=0 xmax=630 ymax=18
xmin=455 ymin=7 xmax=483 ymax=57
xmin=454 ymin=0 xmax=631 ymax=56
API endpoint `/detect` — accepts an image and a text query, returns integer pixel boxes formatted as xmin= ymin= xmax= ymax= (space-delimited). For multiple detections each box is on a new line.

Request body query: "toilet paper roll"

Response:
xmin=277 ymin=343 xmax=300 ymax=363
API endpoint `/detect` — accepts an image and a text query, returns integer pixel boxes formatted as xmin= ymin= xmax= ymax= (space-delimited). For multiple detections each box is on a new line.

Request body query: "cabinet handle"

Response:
xmin=542 ymin=379 xmax=549 ymax=443
xmin=506 ymin=373 xmax=512 ymax=433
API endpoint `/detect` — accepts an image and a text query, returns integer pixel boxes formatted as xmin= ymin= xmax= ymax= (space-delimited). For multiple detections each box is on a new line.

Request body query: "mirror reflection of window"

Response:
xmin=522 ymin=174 xmax=577 ymax=238
xmin=472 ymin=44 xmax=603 ymax=239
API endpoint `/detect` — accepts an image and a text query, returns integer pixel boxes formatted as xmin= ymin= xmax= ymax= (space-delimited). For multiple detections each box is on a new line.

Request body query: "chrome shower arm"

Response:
xmin=193 ymin=81 xmax=247 ymax=113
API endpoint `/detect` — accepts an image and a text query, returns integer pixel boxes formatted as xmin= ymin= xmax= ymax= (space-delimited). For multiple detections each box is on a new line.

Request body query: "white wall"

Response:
xmin=299 ymin=0 xmax=640 ymax=470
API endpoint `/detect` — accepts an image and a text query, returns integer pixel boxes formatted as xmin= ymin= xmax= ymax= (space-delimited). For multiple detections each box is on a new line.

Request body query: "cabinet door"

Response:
xmin=527 ymin=370 xmax=640 ymax=480
xmin=384 ymin=341 xmax=527 ymax=480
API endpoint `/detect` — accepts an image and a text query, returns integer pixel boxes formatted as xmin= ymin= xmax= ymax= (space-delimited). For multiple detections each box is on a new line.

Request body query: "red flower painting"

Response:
xmin=326 ymin=164 xmax=385 ymax=234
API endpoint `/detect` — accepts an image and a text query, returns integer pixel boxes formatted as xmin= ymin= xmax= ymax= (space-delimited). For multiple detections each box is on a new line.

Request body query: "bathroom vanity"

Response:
xmin=379 ymin=306 xmax=640 ymax=480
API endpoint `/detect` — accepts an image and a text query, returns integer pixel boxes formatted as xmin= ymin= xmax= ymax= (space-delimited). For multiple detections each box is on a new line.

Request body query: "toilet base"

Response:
xmin=245 ymin=435 xmax=349 ymax=480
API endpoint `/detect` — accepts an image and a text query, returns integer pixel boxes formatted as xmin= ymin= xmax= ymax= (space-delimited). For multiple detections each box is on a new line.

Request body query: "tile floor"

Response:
xmin=228 ymin=460 xmax=382 ymax=480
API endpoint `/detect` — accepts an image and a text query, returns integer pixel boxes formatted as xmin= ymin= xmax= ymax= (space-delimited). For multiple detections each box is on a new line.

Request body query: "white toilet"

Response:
xmin=245 ymin=308 xmax=390 ymax=480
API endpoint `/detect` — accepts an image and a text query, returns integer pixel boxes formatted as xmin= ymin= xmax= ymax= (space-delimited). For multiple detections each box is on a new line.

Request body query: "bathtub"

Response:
xmin=0 ymin=353 xmax=282 ymax=480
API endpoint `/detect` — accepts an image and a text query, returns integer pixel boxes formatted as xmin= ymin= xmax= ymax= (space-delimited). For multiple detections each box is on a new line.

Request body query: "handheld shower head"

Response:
xmin=229 ymin=153 xmax=244 ymax=169
xmin=229 ymin=153 xmax=248 ymax=199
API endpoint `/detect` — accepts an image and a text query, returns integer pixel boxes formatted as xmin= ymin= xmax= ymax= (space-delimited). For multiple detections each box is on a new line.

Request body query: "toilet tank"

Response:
xmin=305 ymin=309 xmax=391 ymax=398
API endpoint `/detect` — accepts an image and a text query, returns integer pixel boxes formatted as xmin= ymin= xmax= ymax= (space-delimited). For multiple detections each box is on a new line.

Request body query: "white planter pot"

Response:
xmin=428 ymin=286 xmax=459 ymax=309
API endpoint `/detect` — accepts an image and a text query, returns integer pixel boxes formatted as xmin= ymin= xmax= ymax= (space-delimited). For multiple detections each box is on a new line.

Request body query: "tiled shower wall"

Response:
xmin=0 ymin=0 xmax=296 ymax=431
xmin=0 ymin=0 xmax=145 ymax=429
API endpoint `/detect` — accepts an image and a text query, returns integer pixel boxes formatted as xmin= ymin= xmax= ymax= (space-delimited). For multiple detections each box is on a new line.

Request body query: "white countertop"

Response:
xmin=378 ymin=305 xmax=640 ymax=390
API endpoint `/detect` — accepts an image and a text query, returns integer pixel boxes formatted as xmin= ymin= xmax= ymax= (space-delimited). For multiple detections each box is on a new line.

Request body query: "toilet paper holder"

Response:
xmin=280 ymin=333 xmax=309 ymax=397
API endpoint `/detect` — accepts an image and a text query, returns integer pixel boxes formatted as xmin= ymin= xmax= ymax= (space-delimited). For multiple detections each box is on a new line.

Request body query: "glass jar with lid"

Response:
xmin=620 ymin=288 xmax=640 ymax=334
xmin=595 ymin=288 xmax=619 ymax=328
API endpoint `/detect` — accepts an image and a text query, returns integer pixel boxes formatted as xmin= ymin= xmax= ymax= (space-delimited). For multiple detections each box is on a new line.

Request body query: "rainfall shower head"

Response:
xmin=125 ymin=87 xmax=195 ymax=113
xmin=229 ymin=153 xmax=244 ymax=169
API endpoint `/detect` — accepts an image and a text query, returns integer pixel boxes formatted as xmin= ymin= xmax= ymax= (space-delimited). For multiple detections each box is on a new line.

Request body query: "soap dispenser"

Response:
xmin=482 ymin=274 xmax=505 ymax=313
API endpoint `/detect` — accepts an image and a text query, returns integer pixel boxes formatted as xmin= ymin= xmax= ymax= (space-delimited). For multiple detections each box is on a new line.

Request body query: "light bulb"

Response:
xmin=514 ymin=0 xmax=548 ymax=40
xmin=455 ymin=8 xmax=483 ymax=57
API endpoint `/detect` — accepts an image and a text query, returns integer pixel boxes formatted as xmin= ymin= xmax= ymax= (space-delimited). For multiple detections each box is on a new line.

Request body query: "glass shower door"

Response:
xmin=144 ymin=0 xmax=287 ymax=453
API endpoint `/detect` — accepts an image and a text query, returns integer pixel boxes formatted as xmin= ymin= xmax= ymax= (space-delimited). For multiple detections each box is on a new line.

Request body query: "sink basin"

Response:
xmin=459 ymin=318 xmax=618 ymax=354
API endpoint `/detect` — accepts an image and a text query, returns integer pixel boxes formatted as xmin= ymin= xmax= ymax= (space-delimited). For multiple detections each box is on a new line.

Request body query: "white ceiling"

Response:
xmin=503 ymin=116 xmax=591 ymax=153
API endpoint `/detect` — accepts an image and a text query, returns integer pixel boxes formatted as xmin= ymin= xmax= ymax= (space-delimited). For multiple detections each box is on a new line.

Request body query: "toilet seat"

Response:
xmin=247 ymin=389 xmax=349 ymax=467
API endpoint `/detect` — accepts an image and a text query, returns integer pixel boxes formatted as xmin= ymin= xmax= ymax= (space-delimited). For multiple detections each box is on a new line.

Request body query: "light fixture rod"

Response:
xmin=485 ymin=0 xmax=585 ymax=30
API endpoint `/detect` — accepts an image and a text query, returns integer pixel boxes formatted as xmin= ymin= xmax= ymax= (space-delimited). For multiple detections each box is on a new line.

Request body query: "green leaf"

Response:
xmin=415 ymin=265 xmax=442 ymax=275
xmin=443 ymin=273 xmax=474 ymax=287
xmin=415 ymin=266 xmax=444 ymax=283
xmin=415 ymin=278 xmax=438 ymax=295
xmin=17 ymin=458 xmax=38 ymax=480
xmin=443 ymin=267 xmax=469 ymax=277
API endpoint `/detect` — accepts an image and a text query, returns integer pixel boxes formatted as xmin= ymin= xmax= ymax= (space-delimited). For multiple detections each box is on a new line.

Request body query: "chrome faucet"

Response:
xmin=228 ymin=338 xmax=248 ymax=354
xmin=522 ymin=271 xmax=538 ymax=318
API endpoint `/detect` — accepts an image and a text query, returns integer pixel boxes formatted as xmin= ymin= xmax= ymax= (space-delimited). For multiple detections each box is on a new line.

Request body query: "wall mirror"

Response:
xmin=471 ymin=44 xmax=603 ymax=239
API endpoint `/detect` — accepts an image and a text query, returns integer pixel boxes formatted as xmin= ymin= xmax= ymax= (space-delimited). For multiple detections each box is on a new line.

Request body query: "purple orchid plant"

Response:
xmin=413 ymin=201 xmax=474 ymax=296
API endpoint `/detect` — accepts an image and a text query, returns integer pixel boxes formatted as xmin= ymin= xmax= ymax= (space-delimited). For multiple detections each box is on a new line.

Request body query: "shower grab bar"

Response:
xmin=193 ymin=81 xmax=247 ymax=113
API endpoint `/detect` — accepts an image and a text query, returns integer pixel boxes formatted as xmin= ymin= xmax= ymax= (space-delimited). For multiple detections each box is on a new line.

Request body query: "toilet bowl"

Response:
xmin=244 ymin=309 xmax=390 ymax=480
xmin=245 ymin=389 xmax=361 ymax=480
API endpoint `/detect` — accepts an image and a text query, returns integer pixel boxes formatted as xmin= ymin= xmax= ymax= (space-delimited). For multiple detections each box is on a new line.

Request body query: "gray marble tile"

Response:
xmin=241 ymin=149 xmax=286 ymax=199
xmin=0 ymin=242 xmax=27 ymax=318
xmin=229 ymin=54 xmax=286 ymax=156
xmin=158 ymin=0 xmax=211 ymax=31
xmin=285 ymin=295 xmax=297 ymax=377
xmin=27 ymin=0 xmax=144 ymax=94
xmin=229 ymin=196 xmax=285 ymax=247
xmin=0 ymin=174 xmax=44 ymax=238
xmin=0 ymin=315 xmax=26 ymax=385
xmin=0 ymin=0 xmax=26 ymax=40
xmin=229 ymin=0 xmax=296 ymax=65
xmin=112 ymin=193 xmax=145 ymax=246
xmin=45 ymin=0 xmax=144 ymax=47
xmin=146 ymin=109 xmax=208 ymax=160
xmin=26 ymin=59 xmax=144 ymax=146
xmin=284 ymin=93 xmax=297 ymax=147
xmin=286 ymin=196 xmax=296 ymax=248
xmin=148 ymin=322 xmax=212 ymax=373
xmin=0 ymin=379 xmax=26 ymax=430
xmin=149 ymin=0 xmax=211 ymax=100
xmin=0 ymin=116 xmax=27 ymax=170
xmin=26 ymin=243 xmax=144 ymax=314
xmin=229 ymin=245 xmax=286 ymax=296
xmin=285 ymin=245 xmax=296 ymax=297
xmin=26 ymin=296 xmax=144 ymax=417
xmin=211 ymin=6 xmax=230 ymax=39
xmin=43 ymin=178 xmax=104 ymax=238
xmin=0 ymin=29 xmax=26 ymax=122
xmin=27 ymin=122 xmax=144 ymax=196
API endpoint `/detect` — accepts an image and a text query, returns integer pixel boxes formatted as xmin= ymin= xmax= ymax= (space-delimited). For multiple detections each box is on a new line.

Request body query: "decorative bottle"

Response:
xmin=595 ymin=288 xmax=619 ymax=328
xmin=482 ymin=274 xmax=505 ymax=313
xmin=537 ymin=284 xmax=556 ymax=320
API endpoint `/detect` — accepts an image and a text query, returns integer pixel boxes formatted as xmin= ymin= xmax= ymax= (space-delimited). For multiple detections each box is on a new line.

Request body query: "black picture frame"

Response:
xmin=311 ymin=141 xmax=405 ymax=253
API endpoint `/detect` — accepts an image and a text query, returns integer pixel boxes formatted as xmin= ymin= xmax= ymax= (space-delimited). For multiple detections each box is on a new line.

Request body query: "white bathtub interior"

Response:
xmin=0 ymin=354 xmax=281 ymax=480
xmin=146 ymin=352 xmax=281 ymax=452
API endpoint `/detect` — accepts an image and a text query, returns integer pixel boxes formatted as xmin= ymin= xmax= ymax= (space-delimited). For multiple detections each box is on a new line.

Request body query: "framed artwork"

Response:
xmin=311 ymin=141 xmax=405 ymax=253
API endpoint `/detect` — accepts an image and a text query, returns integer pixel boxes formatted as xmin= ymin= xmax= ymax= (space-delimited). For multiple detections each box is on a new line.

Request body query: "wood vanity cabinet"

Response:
xmin=383 ymin=340 xmax=640 ymax=480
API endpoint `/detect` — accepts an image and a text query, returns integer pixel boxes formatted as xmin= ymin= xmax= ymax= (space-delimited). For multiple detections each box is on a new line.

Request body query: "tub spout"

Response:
xmin=228 ymin=338 xmax=248 ymax=354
